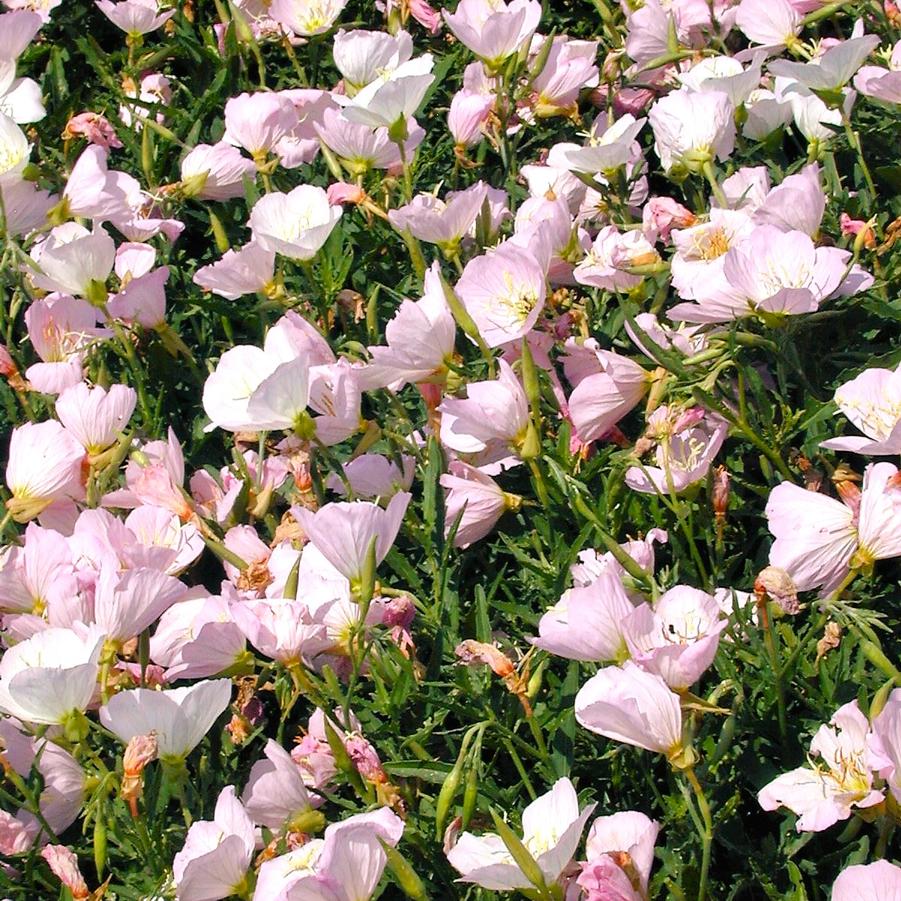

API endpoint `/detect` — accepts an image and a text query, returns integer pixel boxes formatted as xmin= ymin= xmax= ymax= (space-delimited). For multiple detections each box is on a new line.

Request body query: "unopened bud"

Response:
xmin=122 ymin=733 xmax=158 ymax=816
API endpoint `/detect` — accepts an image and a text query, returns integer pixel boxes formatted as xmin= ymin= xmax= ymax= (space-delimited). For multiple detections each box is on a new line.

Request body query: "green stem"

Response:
xmin=758 ymin=599 xmax=788 ymax=747
xmin=683 ymin=767 xmax=713 ymax=901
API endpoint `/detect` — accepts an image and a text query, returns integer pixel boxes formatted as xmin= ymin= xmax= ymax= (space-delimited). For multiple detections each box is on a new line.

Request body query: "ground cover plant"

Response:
xmin=1 ymin=0 xmax=901 ymax=898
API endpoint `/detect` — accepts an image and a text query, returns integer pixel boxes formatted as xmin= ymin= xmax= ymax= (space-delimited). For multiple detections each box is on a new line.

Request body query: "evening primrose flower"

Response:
xmin=0 ymin=110 xmax=29 ymax=184
xmin=443 ymin=0 xmax=542 ymax=71
xmin=173 ymin=787 xmax=255 ymax=901
xmin=833 ymin=861 xmax=901 ymax=900
xmin=100 ymin=679 xmax=232 ymax=764
xmin=765 ymin=462 xmax=901 ymax=595
xmin=820 ymin=362 xmax=901 ymax=456
xmin=454 ymin=242 xmax=546 ymax=348
xmin=269 ymin=0 xmax=348 ymax=37
xmin=447 ymin=777 xmax=595 ymax=891
xmin=293 ymin=493 xmax=411 ymax=591
xmin=758 ymin=701 xmax=884 ymax=831
xmin=95 ymin=0 xmax=174 ymax=37
xmin=648 ymin=87 xmax=735 ymax=175
xmin=575 ymin=662 xmax=683 ymax=756
xmin=248 ymin=185 xmax=342 ymax=261
xmin=5 ymin=420 xmax=85 ymax=522
xmin=0 ymin=626 xmax=104 ymax=726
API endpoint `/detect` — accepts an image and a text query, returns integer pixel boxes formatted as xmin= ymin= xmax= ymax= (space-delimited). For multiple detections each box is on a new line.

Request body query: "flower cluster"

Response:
xmin=0 ymin=0 xmax=900 ymax=898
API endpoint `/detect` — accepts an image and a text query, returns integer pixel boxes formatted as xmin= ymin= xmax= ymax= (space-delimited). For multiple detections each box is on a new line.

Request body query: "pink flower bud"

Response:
xmin=326 ymin=181 xmax=366 ymax=205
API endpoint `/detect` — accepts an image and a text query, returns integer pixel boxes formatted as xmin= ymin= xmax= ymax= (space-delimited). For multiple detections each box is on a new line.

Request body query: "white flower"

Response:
xmin=100 ymin=679 xmax=232 ymax=762
xmin=248 ymin=185 xmax=342 ymax=261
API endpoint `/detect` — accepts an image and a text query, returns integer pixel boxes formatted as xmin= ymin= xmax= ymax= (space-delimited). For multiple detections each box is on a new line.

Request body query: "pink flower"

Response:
xmin=173 ymin=787 xmax=255 ymax=901
xmin=642 ymin=197 xmax=695 ymax=244
xmin=230 ymin=596 xmax=332 ymax=665
xmin=0 ymin=177 xmax=55 ymax=237
xmin=820 ymin=363 xmax=901 ymax=455
xmin=0 ymin=722 xmax=87 ymax=843
xmin=529 ymin=37 xmax=599 ymax=117
xmin=622 ymin=586 xmax=726 ymax=689
xmin=327 ymin=453 xmax=415 ymax=500
xmin=574 ymin=226 xmax=658 ymax=293
xmin=249 ymin=185 xmax=342 ymax=261
xmin=648 ymin=88 xmax=735 ymax=174
xmin=0 ymin=111 xmax=29 ymax=185
xmin=389 ymin=181 xmax=488 ymax=251
xmin=770 ymin=35 xmax=881 ymax=92
xmin=315 ymin=108 xmax=422 ymax=173
xmin=448 ymin=90 xmax=493 ymax=148
xmin=100 ymin=679 xmax=232 ymax=762
xmin=753 ymin=163 xmax=825 ymax=237
xmin=63 ymin=112 xmax=122 ymax=149
xmin=193 ymin=242 xmax=276 ymax=301
xmin=855 ymin=40 xmax=901 ymax=103
xmin=30 ymin=223 xmax=116 ymax=299
xmin=253 ymin=807 xmax=404 ymax=901
xmin=766 ymin=463 xmax=901 ymax=594
xmin=95 ymin=0 xmax=174 ymax=35
xmin=55 ymin=382 xmax=136 ymax=454
xmin=735 ymin=0 xmax=801 ymax=48
xmin=223 ymin=91 xmax=297 ymax=160
xmin=269 ymin=0 xmax=347 ymax=37
xmin=340 ymin=54 xmax=435 ymax=130
xmin=833 ymin=861 xmax=901 ymax=900
xmin=868 ymin=689 xmax=901 ymax=803
xmin=447 ymin=777 xmax=595 ymax=891
xmin=438 ymin=359 xmax=530 ymax=469
xmin=293 ymin=492 xmax=411 ymax=590
xmin=332 ymin=28 xmax=413 ymax=93
xmin=625 ymin=406 xmax=728 ymax=495
xmin=5 ymin=420 xmax=85 ymax=522
xmin=670 ymin=208 xmax=754 ymax=301
xmin=0 ymin=521 xmax=78 ymax=616
xmin=758 ymin=701 xmax=884 ymax=831
xmin=150 ymin=595 xmax=247 ymax=681
xmin=455 ymin=242 xmax=546 ymax=348
xmin=179 ymin=142 xmax=256 ymax=201
xmin=361 ymin=262 xmax=455 ymax=390
xmin=92 ymin=565 xmax=186 ymax=644
xmin=0 ymin=626 xmax=104 ymax=726
xmin=534 ymin=569 xmax=633 ymax=662
xmin=575 ymin=661 xmax=683 ymax=756
xmin=242 ymin=739 xmax=318 ymax=831
xmin=581 ymin=811 xmax=659 ymax=900
xmin=443 ymin=0 xmax=542 ymax=70
xmin=440 ymin=460 xmax=517 ymax=548
xmin=564 ymin=340 xmax=650 ymax=444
